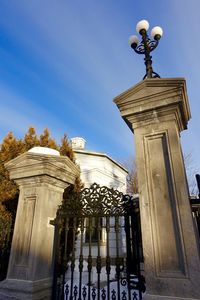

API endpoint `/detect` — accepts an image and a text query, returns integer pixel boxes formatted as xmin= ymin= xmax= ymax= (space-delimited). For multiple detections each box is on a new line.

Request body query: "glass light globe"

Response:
xmin=151 ymin=26 xmax=163 ymax=40
xmin=136 ymin=19 xmax=149 ymax=33
xmin=128 ymin=35 xmax=139 ymax=46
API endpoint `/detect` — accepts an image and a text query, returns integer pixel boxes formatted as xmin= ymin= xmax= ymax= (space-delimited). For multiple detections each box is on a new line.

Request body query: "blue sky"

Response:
xmin=0 ymin=0 xmax=200 ymax=174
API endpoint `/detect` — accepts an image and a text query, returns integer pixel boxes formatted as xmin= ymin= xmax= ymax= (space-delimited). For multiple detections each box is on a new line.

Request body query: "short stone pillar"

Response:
xmin=0 ymin=149 xmax=79 ymax=299
xmin=114 ymin=78 xmax=200 ymax=299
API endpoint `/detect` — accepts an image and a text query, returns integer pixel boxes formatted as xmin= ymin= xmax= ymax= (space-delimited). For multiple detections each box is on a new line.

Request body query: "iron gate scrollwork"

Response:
xmin=52 ymin=183 xmax=145 ymax=300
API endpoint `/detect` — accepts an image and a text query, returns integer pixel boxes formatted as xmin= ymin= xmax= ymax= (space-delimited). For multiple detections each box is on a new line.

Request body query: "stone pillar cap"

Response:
xmin=5 ymin=151 xmax=80 ymax=185
xmin=114 ymin=78 xmax=191 ymax=132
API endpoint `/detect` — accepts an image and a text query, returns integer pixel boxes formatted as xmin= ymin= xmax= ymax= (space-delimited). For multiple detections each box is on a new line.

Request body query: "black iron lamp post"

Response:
xmin=129 ymin=20 xmax=163 ymax=79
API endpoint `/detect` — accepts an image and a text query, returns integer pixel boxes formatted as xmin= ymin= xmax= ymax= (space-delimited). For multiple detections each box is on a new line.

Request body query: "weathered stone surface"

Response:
xmin=114 ymin=77 xmax=190 ymax=132
xmin=0 ymin=151 xmax=79 ymax=299
xmin=114 ymin=78 xmax=200 ymax=299
xmin=5 ymin=151 xmax=78 ymax=185
xmin=0 ymin=278 xmax=52 ymax=300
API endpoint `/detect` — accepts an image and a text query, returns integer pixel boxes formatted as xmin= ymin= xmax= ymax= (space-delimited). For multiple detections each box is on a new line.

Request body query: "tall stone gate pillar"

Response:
xmin=0 ymin=149 xmax=79 ymax=300
xmin=114 ymin=78 xmax=200 ymax=299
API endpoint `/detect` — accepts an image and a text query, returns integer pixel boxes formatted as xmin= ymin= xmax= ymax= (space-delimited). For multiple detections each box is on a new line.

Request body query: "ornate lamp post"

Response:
xmin=129 ymin=20 xmax=163 ymax=79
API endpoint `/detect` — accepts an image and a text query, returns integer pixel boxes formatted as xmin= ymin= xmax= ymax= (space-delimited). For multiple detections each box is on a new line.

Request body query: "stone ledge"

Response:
xmin=0 ymin=278 xmax=52 ymax=300
xmin=5 ymin=152 xmax=80 ymax=186
xmin=113 ymin=77 xmax=190 ymax=133
xmin=143 ymin=294 xmax=200 ymax=300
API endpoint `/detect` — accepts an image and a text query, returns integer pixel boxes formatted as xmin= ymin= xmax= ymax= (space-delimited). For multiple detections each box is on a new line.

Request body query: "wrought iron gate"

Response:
xmin=52 ymin=183 xmax=145 ymax=300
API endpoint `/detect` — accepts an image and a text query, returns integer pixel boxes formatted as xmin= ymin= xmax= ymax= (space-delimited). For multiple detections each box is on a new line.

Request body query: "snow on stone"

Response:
xmin=28 ymin=146 xmax=60 ymax=156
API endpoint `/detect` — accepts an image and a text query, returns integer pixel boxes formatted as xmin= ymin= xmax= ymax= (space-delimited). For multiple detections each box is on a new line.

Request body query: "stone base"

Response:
xmin=0 ymin=278 xmax=52 ymax=300
xmin=143 ymin=294 xmax=200 ymax=300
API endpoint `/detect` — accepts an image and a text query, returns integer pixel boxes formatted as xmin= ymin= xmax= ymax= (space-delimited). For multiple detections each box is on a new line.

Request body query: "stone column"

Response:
xmin=114 ymin=78 xmax=200 ymax=300
xmin=0 ymin=150 xmax=79 ymax=300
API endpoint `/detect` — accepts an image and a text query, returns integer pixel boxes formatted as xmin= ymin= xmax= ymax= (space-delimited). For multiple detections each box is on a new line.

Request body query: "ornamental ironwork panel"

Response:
xmin=52 ymin=183 xmax=145 ymax=300
xmin=56 ymin=183 xmax=137 ymax=217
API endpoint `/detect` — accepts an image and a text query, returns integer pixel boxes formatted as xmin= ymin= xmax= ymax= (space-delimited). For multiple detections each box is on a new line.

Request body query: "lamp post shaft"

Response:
xmin=141 ymin=30 xmax=153 ymax=78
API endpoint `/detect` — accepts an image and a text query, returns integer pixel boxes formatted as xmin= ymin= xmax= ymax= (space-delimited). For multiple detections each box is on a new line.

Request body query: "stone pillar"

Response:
xmin=114 ymin=78 xmax=200 ymax=300
xmin=0 ymin=150 xmax=79 ymax=300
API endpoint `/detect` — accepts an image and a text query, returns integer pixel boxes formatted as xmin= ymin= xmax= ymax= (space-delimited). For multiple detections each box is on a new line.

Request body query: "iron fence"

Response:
xmin=52 ymin=183 xmax=145 ymax=300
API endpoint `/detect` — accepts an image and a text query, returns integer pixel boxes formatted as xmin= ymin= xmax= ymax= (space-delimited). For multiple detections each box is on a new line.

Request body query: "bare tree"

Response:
xmin=184 ymin=152 xmax=199 ymax=196
xmin=124 ymin=158 xmax=138 ymax=195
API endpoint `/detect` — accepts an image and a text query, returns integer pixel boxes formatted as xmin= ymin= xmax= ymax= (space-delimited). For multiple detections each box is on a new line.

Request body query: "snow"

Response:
xmin=28 ymin=146 xmax=60 ymax=156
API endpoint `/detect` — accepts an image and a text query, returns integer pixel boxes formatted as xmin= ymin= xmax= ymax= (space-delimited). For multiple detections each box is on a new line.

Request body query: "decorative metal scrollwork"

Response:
xmin=134 ymin=38 xmax=158 ymax=55
xmin=57 ymin=183 xmax=136 ymax=218
xmin=80 ymin=183 xmax=124 ymax=216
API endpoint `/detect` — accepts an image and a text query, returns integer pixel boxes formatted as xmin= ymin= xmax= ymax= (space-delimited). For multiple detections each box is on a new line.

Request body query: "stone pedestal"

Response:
xmin=114 ymin=78 xmax=200 ymax=299
xmin=0 ymin=151 xmax=79 ymax=300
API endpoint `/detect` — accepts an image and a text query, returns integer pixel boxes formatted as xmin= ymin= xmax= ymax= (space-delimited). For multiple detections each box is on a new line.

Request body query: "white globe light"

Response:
xmin=136 ymin=19 xmax=149 ymax=33
xmin=128 ymin=35 xmax=139 ymax=46
xmin=151 ymin=26 xmax=163 ymax=40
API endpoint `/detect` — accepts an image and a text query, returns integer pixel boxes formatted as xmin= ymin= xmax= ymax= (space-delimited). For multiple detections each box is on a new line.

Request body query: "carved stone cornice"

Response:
xmin=113 ymin=78 xmax=191 ymax=133
xmin=5 ymin=152 xmax=80 ymax=187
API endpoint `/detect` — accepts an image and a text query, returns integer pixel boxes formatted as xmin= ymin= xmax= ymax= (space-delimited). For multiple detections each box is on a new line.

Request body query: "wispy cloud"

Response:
xmin=0 ymin=0 xmax=199 ymax=164
xmin=0 ymin=0 xmax=137 ymax=155
xmin=0 ymin=83 xmax=74 ymax=139
xmin=0 ymin=0 xmax=140 ymax=95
